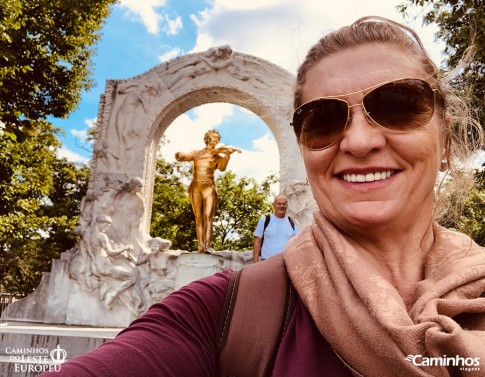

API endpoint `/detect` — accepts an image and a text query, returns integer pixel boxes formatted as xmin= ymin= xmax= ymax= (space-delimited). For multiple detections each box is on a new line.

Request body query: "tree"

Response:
xmin=0 ymin=0 xmax=116 ymax=128
xmin=458 ymin=169 xmax=485 ymax=246
xmin=0 ymin=0 xmax=115 ymax=294
xmin=0 ymin=127 xmax=89 ymax=294
xmin=398 ymin=0 xmax=485 ymax=128
xmin=0 ymin=122 xmax=60 ymax=275
xmin=150 ymin=157 xmax=277 ymax=252
xmin=150 ymin=158 xmax=198 ymax=251
xmin=212 ymin=172 xmax=276 ymax=251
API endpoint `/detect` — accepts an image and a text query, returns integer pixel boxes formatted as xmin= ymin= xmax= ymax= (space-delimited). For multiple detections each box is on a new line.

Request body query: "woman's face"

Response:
xmin=300 ymin=43 xmax=446 ymax=234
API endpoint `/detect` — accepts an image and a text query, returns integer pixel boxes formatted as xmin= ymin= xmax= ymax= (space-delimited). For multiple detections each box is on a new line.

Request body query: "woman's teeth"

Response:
xmin=342 ymin=170 xmax=393 ymax=183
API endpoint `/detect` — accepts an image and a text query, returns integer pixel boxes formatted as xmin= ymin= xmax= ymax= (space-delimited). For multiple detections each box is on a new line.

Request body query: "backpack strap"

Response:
xmin=260 ymin=214 xmax=271 ymax=253
xmin=288 ymin=216 xmax=295 ymax=231
xmin=263 ymin=214 xmax=271 ymax=231
xmin=217 ymin=253 xmax=296 ymax=377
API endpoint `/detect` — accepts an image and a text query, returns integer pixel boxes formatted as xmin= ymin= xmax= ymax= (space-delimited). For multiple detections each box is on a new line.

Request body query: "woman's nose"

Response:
xmin=338 ymin=106 xmax=386 ymax=157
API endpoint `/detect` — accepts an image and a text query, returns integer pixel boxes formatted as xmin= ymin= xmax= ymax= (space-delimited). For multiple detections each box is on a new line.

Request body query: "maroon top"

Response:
xmin=40 ymin=271 xmax=352 ymax=376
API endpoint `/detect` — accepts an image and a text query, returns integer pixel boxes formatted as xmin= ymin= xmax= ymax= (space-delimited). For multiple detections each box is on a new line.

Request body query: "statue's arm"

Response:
xmin=175 ymin=150 xmax=195 ymax=162
xmin=99 ymin=233 xmax=132 ymax=257
xmin=214 ymin=146 xmax=239 ymax=171
xmin=216 ymin=153 xmax=230 ymax=171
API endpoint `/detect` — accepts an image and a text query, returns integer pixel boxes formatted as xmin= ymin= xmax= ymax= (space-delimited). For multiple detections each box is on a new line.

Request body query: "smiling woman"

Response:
xmin=40 ymin=16 xmax=484 ymax=377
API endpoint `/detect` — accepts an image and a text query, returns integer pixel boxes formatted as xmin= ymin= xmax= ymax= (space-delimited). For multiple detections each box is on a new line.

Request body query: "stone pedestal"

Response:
xmin=1 ymin=250 xmax=252 ymax=328
xmin=0 ymin=322 xmax=120 ymax=377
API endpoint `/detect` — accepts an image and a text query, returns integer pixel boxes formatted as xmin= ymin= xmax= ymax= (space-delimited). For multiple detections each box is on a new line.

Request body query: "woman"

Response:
xmin=41 ymin=16 xmax=484 ymax=377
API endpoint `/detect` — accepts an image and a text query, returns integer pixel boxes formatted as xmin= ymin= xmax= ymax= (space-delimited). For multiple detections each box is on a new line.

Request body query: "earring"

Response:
xmin=440 ymin=159 xmax=448 ymax=172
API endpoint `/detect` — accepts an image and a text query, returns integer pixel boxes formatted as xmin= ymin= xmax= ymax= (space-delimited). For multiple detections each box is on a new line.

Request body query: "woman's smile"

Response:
xmin=340 ymin=169 xmax=395 ymax=183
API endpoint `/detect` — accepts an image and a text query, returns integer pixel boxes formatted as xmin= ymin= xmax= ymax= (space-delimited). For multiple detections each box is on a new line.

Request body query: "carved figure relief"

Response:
xmin=104 ymin=74 xmax=167 ymax=173
xmin=167 ymin=45 xmax=245 ymax=92
xmin=68 ymin=176 xmax=172 ymax=314
xmin=110 ymin=178 xmax=150 ymax=263
xmin=88 ymin=214 xmax=139 ymax=310
xmin=282 ymin=180 xmax=319 ymax=226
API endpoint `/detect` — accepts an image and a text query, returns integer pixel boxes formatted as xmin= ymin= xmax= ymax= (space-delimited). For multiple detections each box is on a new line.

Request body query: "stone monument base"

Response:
xmin=0 ymin=321 xmax=120 ymax=377
xmin=2 ymin=250 xmax=253 ymax=327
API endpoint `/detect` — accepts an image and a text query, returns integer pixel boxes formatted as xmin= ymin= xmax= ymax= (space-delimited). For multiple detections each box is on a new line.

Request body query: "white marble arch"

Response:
xmin=90 ymin=45 xmax=315 ymax=231
xmin=1 ymin=46 xmax=318 ymax=327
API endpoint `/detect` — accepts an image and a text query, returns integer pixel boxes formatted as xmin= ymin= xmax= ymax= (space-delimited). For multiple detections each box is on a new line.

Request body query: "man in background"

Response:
xmin=252 ymin=195 xmax=300 ymax=263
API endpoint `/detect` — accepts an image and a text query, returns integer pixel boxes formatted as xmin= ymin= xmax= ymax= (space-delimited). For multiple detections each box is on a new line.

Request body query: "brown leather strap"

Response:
xmin=217 ymin=253 xmax=296 ymax=377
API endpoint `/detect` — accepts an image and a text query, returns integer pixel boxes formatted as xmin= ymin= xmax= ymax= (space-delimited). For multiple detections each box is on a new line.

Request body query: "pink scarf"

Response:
xmin=285 ymin=212 xmax=485 ymax=376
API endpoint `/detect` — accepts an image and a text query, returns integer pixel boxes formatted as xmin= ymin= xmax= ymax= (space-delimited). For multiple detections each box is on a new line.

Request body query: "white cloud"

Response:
xmin=57 ymin=147 xmax=89 ymax=164
xmin=229 ymin=133 xmax=279 ymax=182
xmin=163 ymin=14 xmax=182 ymax=35
xmin=160 ymin=103 xmax=234 ymax=162
xmin=85 ymin=118 xmax=96 ymax=129
xmin=159 ymin=104 xmax=278 ymax=185
xmin=71 ymin=118 xmax=96 ymax=144
xmin=158 ymin=47 xmax=182 ymax=62
xmin=118 ymin=0 xmax=168 ymax=34
xmin=71 ymin=129 xmax=88 ymax=143
xmin=190 ymin=0 xmax=445 ymax=74
xmin=214 ymin=0 xmax=286 ymax=10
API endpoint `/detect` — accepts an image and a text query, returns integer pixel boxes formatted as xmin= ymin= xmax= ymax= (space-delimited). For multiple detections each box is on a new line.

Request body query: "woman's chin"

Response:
xmin=327 ymin=202 xmax=400 ymax=230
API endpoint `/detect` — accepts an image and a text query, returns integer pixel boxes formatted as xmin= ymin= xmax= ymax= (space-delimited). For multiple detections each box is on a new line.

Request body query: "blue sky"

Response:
xmin=53 ymin=0 xmax=465 ymax=183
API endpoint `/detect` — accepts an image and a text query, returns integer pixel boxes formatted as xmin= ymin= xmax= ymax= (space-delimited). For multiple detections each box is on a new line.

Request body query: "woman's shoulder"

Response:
xmin=146 ymin=269 xmax=233 ymax=316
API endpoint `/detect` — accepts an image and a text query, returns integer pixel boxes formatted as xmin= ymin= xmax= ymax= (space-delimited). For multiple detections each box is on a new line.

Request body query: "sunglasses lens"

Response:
xmin=294 ymin=99 xmax=349 ymax=149
xmin=363 ymin=79 xmax=435 ymax=131
xmin=292 ymin=79 xmax=437 ymax=150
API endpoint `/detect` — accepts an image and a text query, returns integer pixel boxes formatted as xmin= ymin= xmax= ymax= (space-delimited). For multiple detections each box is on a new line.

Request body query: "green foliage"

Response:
xmin=213 ymin=171 xmax=276 ymax=251
xmin=458 ymin=169 xmax=485 ymax=245
xmin=438 ymin=168 xmax=485 ymax=245
xmin=398 ymin=0 xmax=485 ymax=128
xmin=0 ymin=0 xmax=113 ymax=294
xmin=0 ymin=0 xmax=116 ymax=127
xmin=150 ymin=158 xmax=276 ymax=252
xmin=0 ymin=124 xmax=89 ymax=294
xmin=0 ymin=121 xmax=59 ymax=242
xmin=150 ymin=158 xmax=198 ymax=251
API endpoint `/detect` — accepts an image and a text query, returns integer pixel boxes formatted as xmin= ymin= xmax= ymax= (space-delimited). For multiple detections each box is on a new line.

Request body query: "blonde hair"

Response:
xmin=294 ymin=16 xmax=483 ymax=224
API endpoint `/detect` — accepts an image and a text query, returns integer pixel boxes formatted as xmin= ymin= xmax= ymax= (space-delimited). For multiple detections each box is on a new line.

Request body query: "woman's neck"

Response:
xmin=347 ymin=221 xmax=435 ymax=310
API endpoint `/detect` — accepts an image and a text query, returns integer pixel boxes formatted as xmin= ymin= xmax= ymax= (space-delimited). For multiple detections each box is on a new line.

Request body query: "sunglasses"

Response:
xmin=291 ymin=78 xmax=442 ymax=150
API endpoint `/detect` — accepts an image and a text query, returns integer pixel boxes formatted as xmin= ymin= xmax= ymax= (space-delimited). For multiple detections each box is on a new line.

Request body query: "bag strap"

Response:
xmin=217 ymin=253 xmax=296 ymax=377
xmin=288 ymin=216 xmax=295 ymax=231
xmin=263 ymin=214 xmax=271 ymax=231
xmin=260 ymin=214 xmax=271 ymax=253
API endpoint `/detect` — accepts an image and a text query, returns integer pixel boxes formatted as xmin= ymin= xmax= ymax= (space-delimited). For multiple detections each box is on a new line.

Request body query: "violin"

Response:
xmin=211 ymin=145 xmax=242 ymax=154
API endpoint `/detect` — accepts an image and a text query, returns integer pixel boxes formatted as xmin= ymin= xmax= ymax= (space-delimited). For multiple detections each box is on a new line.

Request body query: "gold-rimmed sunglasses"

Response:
xmin=291 ymin=78 xmax=443 ymax=150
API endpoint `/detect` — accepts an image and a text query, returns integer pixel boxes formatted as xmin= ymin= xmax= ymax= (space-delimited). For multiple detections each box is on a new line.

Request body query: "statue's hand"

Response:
xmin=216 ymin=146 xmax=241 ymax=155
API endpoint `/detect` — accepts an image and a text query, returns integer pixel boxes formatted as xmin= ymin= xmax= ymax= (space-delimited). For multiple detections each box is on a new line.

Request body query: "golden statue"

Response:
xmin=175 ymin=130 xmax=241 ymax=253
